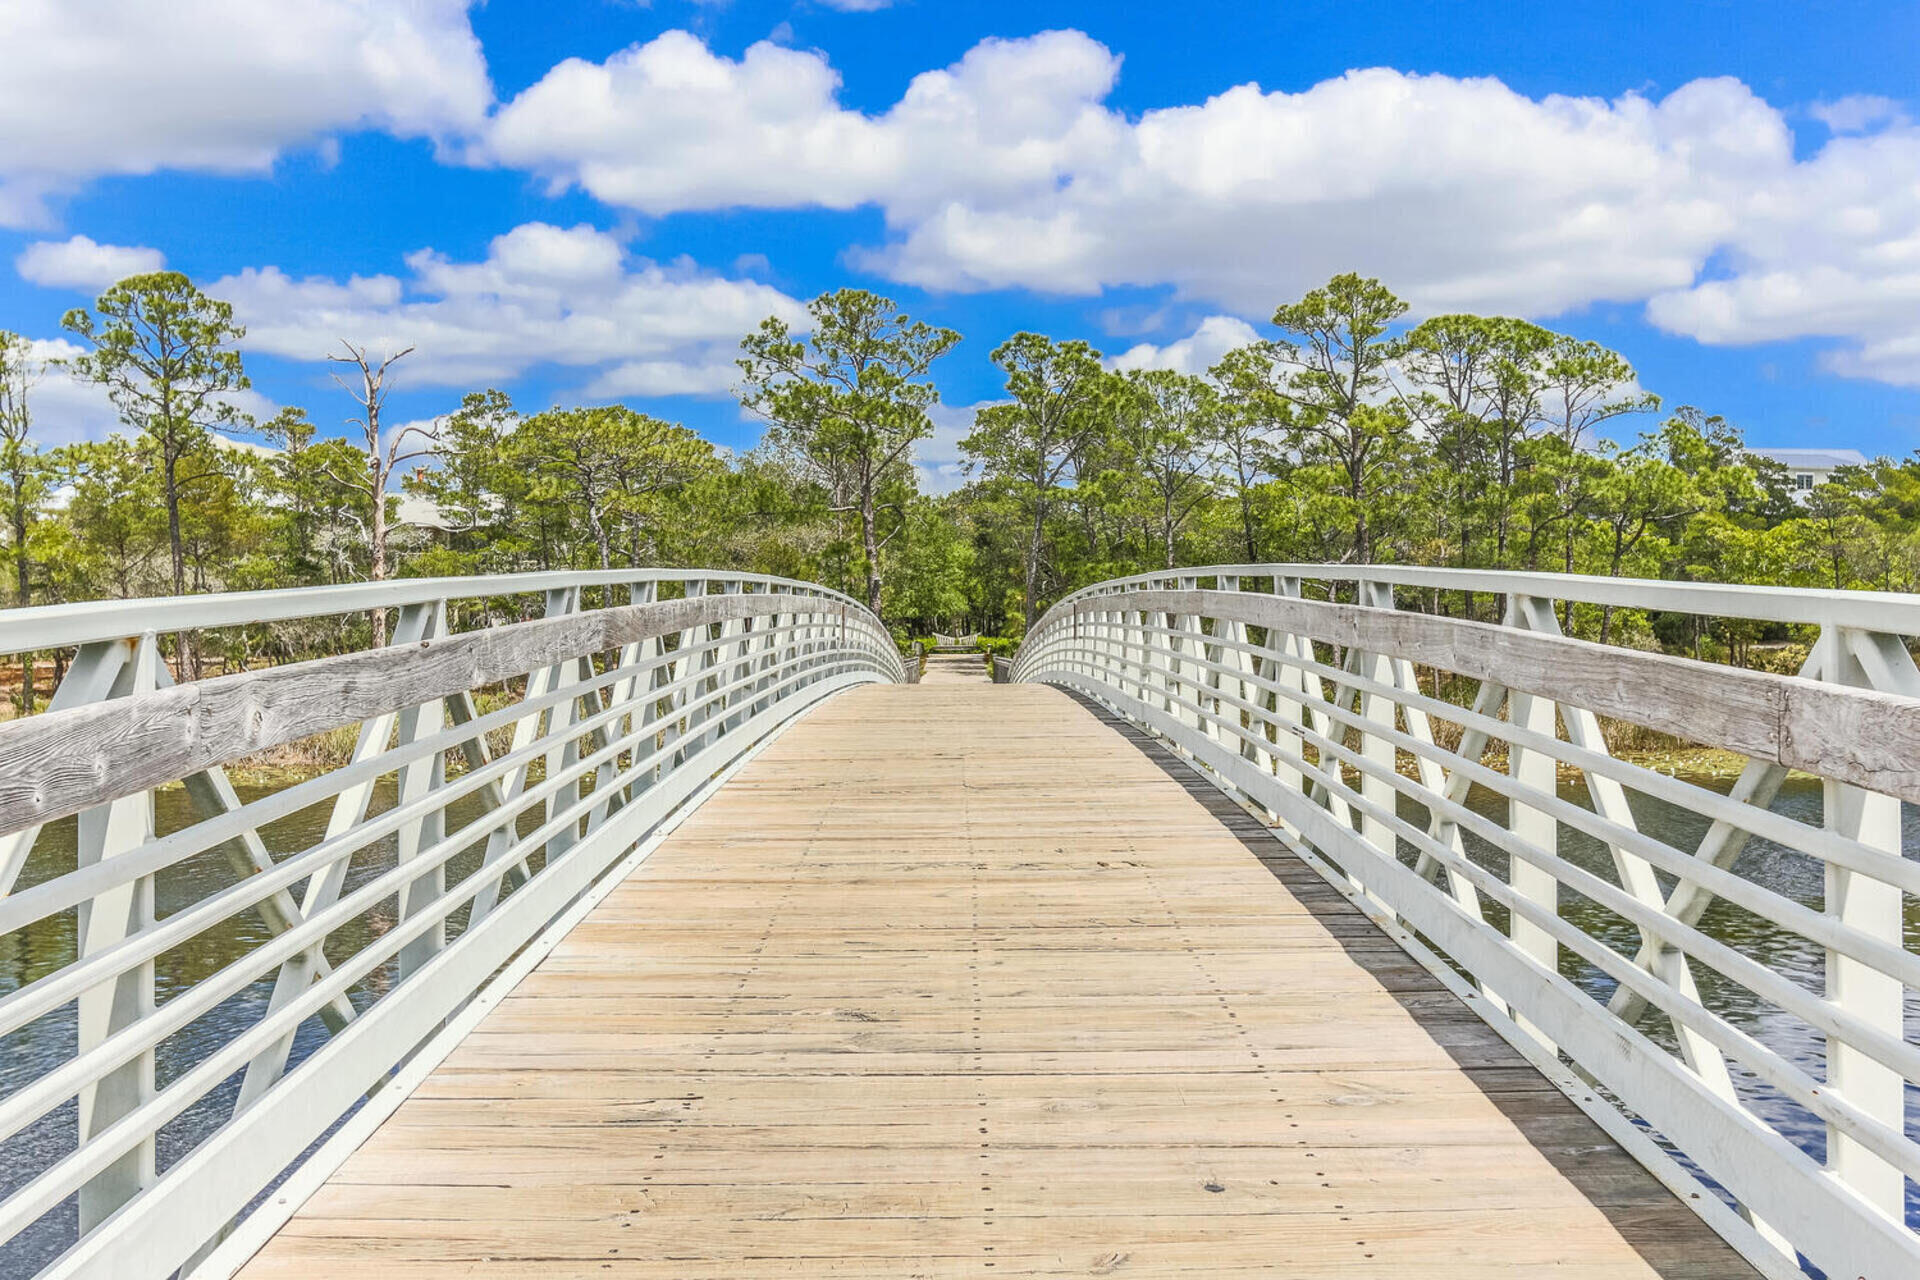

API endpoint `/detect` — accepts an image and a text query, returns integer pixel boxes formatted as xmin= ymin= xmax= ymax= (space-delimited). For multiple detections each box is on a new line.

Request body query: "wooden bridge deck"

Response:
xmin=238 ymin=670 xmax=1756 ymax=1278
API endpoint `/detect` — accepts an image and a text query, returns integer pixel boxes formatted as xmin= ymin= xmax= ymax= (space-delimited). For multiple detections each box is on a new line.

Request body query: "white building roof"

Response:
xmin=210 ymin=432 xmax=280 ymax=460
xmin=1745 ymin=447 xmax=1870 ymax=470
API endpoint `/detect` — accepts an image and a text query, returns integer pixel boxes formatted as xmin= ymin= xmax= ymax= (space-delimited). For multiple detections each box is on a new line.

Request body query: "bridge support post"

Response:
xmin=1148 ymin=600 xmax=1175 ymax=724
xmin=665 ymin=580 xmax=708 ymax=770
xmin=1502 ymin=594 xmax=1560 ymax=1052
xmin=612 ymin=581 xmax=661 ymax=799
xmin=1175 ymin=577 xmax=1210 ymax=739
xmin=394 ymin=600 xmax=454 ymax=982
xmin=1822 ymin=627 xmax=1910 ymax=1222
xmin=74 ymin=635 xmax=162 ymax=1233
xmin=1260 ymin=576 xmax=1304 ymax=824
xmin=1265 ymin=575 xmax=1354 ymax=844
xmin=719 ymin=580 xmax=750 ymax=735
xmin=1124 ymin=606 xmax=1147 ymax=703
xmin=1219 ymin=577 xmax=1274 ymax=782
xmin=1352 ymin=583 xmax=1400 ymax=894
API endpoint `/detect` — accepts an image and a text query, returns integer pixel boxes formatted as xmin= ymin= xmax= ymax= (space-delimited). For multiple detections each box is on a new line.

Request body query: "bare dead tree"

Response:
xmin=325 ymin=342 xmax=432 ymax=646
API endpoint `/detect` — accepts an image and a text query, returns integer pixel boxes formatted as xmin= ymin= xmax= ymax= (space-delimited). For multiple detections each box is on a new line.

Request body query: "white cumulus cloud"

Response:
xmin=1811 ymin=95 xmax=1908 ymax=135
xmin=0 ymin=0 xmax=491 ymax=226
xmin=1645 ymin=125 xmax=1920 ymax=386
xmin=2 ymin=337 xmax=277 ymax=446
xmin=1110 ymin=316 xmax=1261 ymax=376
xmin=865 ymin=70 xmax=1786 ymax=316
xmin=16 ymin=235 xmax=166 ymax=290
xmin=479 ymin=29 xmax=1122 ymax=220
xmin=913 ymin=399 xmax=993 ymax=495
xmin=211 ymin=221 xmax=808 ymax=395
xmin=479 ymin=28 xmax=1920 ymax=388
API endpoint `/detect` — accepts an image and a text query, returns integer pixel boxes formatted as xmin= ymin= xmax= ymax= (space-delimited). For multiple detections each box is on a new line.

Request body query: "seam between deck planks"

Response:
xmin=236 ymin=677 xmax=1758 ymax=1279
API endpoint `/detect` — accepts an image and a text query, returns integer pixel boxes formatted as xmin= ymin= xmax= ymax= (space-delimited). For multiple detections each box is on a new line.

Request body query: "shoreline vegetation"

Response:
xmin=81 ymin=658 xmax=1762 ymax=794
xmin=0 ymin=270 xmax=1904 ymax=805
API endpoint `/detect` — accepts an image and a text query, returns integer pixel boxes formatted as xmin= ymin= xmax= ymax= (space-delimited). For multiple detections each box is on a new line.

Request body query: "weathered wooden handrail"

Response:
xmin=0 ymin=570 xmax=903 ymax=1280
xmin=1013 ymin=566 xmax=1920 ymax=1280
xmin=1076 ymin=588 xmax=1920 ymax=801
xmin=0 ymin=592 xmax=861 ymax=831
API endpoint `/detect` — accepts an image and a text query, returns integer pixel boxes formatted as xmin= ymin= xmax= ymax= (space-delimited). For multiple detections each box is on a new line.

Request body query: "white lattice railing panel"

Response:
xmin=1014 ymin=565 xmax=1920 ymax=1280
xmin=0 ymin=571 xmax=903 ymax=1280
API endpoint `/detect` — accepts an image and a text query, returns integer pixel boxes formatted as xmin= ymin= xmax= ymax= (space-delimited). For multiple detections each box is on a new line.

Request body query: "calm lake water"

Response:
xmin=0 ymin=778 xmax=523 ymax=1276
xmin=0 ymin=770 xmax=1914 ymax=1274
xmin=1445 ymin=770 xmax=1920 ymax=1262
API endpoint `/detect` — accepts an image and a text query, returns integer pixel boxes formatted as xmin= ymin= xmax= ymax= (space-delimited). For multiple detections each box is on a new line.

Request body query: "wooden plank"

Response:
xmin=920 ymin=653 xmax=988 ymax=684
xmin=237 ymin=681 xmax=1756 ymax=1280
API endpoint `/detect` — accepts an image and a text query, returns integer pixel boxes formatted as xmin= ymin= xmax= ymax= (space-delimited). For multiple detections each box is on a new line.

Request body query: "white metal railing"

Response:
xmin=1013 ymin=565 xmax=1920 ymax=1280
xmin=0 ymin=570 xmax=903 ymax=1280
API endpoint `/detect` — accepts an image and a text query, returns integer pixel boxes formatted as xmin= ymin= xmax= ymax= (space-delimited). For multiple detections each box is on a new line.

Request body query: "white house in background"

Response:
xmin=1744 ymin=447 xmax=1870 ymax=502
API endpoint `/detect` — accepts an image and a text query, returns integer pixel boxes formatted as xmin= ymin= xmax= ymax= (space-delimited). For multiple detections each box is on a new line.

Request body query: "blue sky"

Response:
xmin=1 ymin=0 xmax=1917 ymax=487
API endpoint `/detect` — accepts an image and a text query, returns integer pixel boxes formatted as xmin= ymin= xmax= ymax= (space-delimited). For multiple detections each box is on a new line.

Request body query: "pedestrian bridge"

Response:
xmin=0 ymin=567 xmax=1916 ymax=1278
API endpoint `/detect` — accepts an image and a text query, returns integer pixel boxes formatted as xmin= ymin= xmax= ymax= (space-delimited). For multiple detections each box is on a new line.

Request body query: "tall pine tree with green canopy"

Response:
xmin=740 ymin=289 xmax=959 ymax=617
xmin=62 ymin=272 xmax=248 ymax=599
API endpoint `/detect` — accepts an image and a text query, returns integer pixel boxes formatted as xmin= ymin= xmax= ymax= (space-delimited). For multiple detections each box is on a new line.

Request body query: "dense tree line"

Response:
xmin=0 ymin=269 xmax=1911 ymax=710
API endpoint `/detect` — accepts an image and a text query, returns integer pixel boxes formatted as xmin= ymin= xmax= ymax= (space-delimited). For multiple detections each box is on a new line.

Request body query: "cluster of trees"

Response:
xmin=950 ymin=275 xmax=1810 ymax=632
xmin=1 ymin=269 xmax=1913 ymax=708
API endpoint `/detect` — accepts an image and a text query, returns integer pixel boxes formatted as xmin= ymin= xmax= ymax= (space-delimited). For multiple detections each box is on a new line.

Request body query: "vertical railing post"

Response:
xmin=1098 ymin=602 xmax=1113 ymax=690
xmin=615 ymin=581 xmax=662 ymax=800
xmin=1073 ymin=606 xmax=1089 ymax=683
xmin=743 ymin=585 xmax=772 ymax=711
xmin=1258 ymin=573 xmax=1351 ymax=841
xmin=1264 ymin=575 xmax=1306 ymax=817
xmin=1147 ymin=597 xmax=1173 ymax=718
xmin=1506 ymin=598 xmax=1739 ymax=1088
xmin=1219 ymin=576 xmax=1267 ymax=773
xmin=1102 ymin=605 xmax=1121 ymax=696
xmin=717 ymin=581 xmax=749 ymax=734
xmin=75 ymin=633 xmax=163 ymax=1232
xmin=1352 ymin=582 xmax=1399 ymax=875
xmin=1195 ymin=578 xmax=1226 ymax=748
xmin=393 ymin=599 xmax=453 ymax=982
xmin=1502 ymin=593 xmax=1560 ymax=1050
xmin=1132 ymin=606 xmax=1152 ymax=705
xmin=1173 ymin=575 xmax=1205 ymax=732
xmin=1821 ymin=627 xmax=1909 ymax=1221
xmin=666 ymin=580 xmax=708 ymax=770
xmin=689 ymin=581 xmax=730 ymax=752
xmin=753 ymin=593 xmax=782 ymax=710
